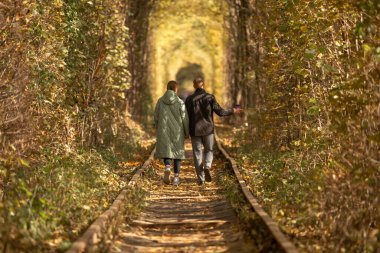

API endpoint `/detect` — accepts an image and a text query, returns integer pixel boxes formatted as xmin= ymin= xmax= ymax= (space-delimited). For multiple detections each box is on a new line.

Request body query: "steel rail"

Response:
xmin=66 ymin=146 xmax=156 ymax=253
xmin=215 ymin=133 xmax=299 ymax=253
xmin=67 ymin=133 xmax=299 ymax=253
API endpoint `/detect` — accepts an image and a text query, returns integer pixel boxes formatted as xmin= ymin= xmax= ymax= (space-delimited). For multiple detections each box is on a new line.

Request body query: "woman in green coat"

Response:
xmin=154 ymin=80 xmax=189 ymax=185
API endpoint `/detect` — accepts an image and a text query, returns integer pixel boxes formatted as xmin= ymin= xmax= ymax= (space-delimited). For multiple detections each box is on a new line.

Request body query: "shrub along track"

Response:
xmin=68 ymin=139 xmax=299 ymax=253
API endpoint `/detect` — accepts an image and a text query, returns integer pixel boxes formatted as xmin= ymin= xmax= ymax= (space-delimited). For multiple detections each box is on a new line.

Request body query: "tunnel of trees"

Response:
xmin=0 ymin=0 xmax=379 ymax=252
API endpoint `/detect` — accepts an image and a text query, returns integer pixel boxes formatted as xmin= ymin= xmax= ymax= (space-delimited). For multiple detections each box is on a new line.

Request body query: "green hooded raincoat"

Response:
xmin=154 ymin=90 xmax=189 ymax=159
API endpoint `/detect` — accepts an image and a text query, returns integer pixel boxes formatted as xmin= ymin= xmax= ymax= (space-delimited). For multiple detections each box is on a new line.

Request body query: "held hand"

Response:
xmin=233 ymin=108 xmax=243 ymax=114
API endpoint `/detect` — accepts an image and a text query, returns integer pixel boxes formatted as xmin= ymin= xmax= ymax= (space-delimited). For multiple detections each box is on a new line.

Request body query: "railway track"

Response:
xmin=67 ymin=137 xmax=299 ymax=253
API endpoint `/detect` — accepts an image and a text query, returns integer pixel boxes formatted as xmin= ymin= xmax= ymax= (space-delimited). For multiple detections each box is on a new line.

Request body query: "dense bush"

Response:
xmin=224 ymin=0 xmax=379 ymax=252
xmin=0 ymin=0 xmax=151 ymax=251
xmin=1 ymin=0 xmax=378 ymax=252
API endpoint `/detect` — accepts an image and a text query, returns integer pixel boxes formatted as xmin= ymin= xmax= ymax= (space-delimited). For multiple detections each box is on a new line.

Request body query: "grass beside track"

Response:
xmin=0 ymin=143 xmax=153 ymax=253
xmin=216 ymin=154 xmax=282 ymax=253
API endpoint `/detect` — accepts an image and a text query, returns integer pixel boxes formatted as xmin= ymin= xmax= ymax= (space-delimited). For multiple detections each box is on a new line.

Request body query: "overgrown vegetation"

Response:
xmin=217 ymin=158 xmax=280 ymax=253
xmin=0 ymin=0 xmax=151 ymax=252
xmin=222 ymin=0 xmax=379 ymax=251
xmin=1 ymin=0 xmax=378 ymax=252
xmin=1 ymin=146 xmax=150 ymax=252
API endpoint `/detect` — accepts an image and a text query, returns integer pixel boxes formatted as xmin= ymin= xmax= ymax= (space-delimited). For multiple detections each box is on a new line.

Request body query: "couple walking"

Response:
xmin=154 ymin=77 xmax=241 ymax=186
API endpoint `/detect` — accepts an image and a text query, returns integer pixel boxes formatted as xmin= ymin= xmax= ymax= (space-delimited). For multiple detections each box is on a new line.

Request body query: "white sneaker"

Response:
xmin=163 ymin=166 xmax=171 ymax=184
xmin=173 ymin=175 xmax=180 ymax=186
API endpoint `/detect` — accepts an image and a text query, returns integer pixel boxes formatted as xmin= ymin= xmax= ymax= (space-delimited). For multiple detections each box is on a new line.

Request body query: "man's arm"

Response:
xmin=211 ymin=95 xmax=233 ymax=116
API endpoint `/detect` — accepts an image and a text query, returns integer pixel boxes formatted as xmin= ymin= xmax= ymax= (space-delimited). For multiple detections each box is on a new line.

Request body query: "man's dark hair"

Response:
xmin=167 ymin=80 xmax=178 ymax=91
xmin=193 ymin=77 xmax=204 ymax=86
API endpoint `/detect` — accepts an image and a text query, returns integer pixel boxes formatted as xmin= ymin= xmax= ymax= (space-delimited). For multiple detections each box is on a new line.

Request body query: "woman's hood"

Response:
xmin=162 ymin=90 xmax=178 ymax=105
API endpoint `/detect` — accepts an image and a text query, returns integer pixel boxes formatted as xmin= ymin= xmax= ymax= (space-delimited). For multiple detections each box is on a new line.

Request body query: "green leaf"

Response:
xmin=362 ymin=44 xmax=372 ymax=53
xmin=305 ymin=49 xmax=316 ymax=59
xmin=307 ymin=105 xmax=320 ymax=116
xmin=19 ymin=159 xmax=30 ymax=168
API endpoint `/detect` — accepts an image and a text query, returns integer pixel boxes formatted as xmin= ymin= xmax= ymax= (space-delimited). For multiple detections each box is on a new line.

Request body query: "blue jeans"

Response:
xmin=191 ymin=134 xmax=214 ymax=182
xmin=163 ymin=158 xmax=181 ymax=174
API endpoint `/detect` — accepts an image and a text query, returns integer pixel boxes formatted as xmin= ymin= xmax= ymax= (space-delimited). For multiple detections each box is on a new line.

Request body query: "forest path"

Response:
xmin=109 ymin=141 xmax=253 ymax=253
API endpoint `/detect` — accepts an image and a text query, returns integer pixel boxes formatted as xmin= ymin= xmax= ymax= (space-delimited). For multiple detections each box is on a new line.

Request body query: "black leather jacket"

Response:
xmin=185 ymin=88 xmax=233 ymax=137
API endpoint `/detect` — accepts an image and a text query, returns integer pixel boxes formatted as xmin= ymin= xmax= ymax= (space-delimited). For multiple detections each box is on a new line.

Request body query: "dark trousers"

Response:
xmin=163 ymin=158 xmax=181 ymax=174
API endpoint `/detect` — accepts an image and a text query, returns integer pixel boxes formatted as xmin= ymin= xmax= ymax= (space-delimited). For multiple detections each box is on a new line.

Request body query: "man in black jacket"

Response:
xmin=185 ymin=77 xmax=241 ymax=185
